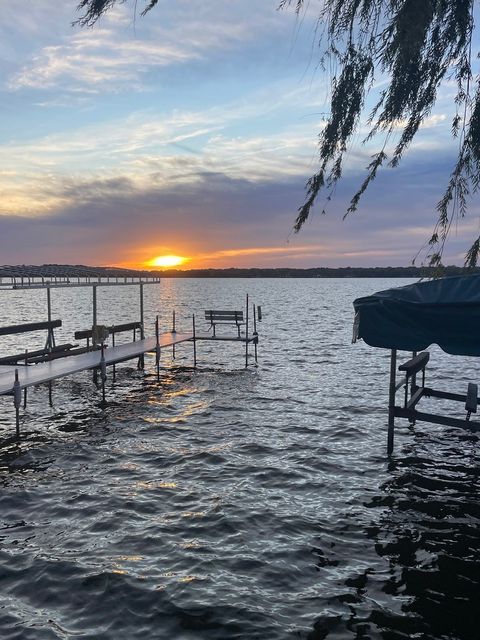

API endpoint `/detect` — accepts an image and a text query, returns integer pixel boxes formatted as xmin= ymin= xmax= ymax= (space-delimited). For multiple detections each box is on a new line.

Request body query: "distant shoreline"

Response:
xmin=1 ymin=264 xmax=476 ymax=280
xmin=153 ymin=266 xmax=477 ymax=278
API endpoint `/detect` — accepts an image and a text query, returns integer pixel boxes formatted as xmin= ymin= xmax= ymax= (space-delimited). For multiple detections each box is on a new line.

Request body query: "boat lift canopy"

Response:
xmin=353 ymin=274 xmax=480 ymax=454
xmin=353 ymin=274 xmax=480 ymax=356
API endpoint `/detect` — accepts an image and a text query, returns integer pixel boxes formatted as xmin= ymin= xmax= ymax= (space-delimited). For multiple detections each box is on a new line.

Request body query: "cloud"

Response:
xmin=0 ymin=95 xmax=321 ymax=217
xmin=9 ymin=30 xmax=199 ymax=92
xmin=7 ymin=1 xmax=300 ymax=95
xmin=1 ymin=149 xmax=478 ymax=269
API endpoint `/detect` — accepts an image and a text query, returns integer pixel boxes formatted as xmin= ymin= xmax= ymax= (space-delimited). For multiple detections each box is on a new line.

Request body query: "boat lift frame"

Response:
xmin=387 ymin=349 xmax=480 ymax=455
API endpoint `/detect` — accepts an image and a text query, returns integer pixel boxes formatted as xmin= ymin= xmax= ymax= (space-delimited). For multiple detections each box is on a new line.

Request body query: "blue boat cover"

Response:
xmin=353 ymin=274 xmax=480 ymax=355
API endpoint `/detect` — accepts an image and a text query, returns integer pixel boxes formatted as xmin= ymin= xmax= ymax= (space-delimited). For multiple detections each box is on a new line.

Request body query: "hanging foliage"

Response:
xmin=75 ymin=0 xmax=158 ymax=26
xmin=280 ymin=0 xmax=478 ymax=266
xmin=77 ymin=0 xmax=479 ymax=265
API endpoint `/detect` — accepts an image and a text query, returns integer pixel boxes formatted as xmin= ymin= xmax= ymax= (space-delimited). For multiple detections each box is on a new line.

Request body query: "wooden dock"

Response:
xmin=0 ymin=271 xmax=261 ymax=438
xmin=0 ymin=330 xmax=253 ymax=395
xmin=0 ymin=333 xmax=187 ymax=395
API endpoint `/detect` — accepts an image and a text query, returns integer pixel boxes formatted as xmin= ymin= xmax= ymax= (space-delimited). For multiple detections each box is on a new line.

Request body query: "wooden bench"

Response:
xmin=0 ymin=343 xmax=78 ymax=365
xmin=0 ymin=319 xmax=61 ymax=339
xmin=74 ymin=321 xmax=143 ymax=350
xmin=0 ymin=320 xmax=77 ymax=364
xmin=204 ymin=310 xmax=244 ymax=337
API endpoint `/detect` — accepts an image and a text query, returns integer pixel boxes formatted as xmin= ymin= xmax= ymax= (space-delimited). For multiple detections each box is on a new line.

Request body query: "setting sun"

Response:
xmin=147 ymin=255 xmax=187 ymax=268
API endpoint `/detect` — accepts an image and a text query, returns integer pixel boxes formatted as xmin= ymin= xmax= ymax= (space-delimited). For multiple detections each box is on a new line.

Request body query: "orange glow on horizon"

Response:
xmin=115 ymin=242 xmax=334 ymax=270
xmin=146 ymin=255 xmax=187 ymax=268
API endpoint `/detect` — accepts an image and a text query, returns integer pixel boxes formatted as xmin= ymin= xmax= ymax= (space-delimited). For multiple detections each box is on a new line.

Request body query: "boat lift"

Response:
xmin=353 ymin=274 xmax=480 ymax=454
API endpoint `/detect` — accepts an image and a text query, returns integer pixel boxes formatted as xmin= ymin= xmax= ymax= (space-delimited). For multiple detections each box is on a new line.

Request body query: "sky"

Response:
xmin=0 ymin=0 xmax=478 ymax=269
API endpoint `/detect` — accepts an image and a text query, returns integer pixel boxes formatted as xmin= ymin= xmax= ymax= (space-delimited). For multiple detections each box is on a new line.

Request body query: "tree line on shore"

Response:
xmin=155 ymin=266 xmax=479 ymax=278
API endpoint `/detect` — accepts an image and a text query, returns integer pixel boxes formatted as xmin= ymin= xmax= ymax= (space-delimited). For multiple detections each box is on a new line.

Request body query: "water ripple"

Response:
xmin=0 ymin=278 xmax=479 ymax=639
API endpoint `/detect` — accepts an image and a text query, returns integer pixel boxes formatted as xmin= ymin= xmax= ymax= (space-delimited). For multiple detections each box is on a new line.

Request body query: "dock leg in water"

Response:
xmin=13 ymin=369 xmax=21 ymax=438
xmin=172 ymin=310 xmax=176 ymax=360
xmin=23 ymin=349 xmax=28 ymax=408
xmin=192 ymin=314 xmax=197 ymax=368
xmin=253 ymin=303 xmax=258 ymax=366
xmin=92 ymin=284 xmax=98 ymax=384
xmin=155 ymin=315 xmax=161 ymax=382
xmin=245 ymin=294 xmax=249 ymax=368
xmin=100 ymin=345 xmax=107 ymax=406
xmin=112 ymin=332 xmax=116 ymax=382
xmin=387 ymin=349 xmax=397 ymax=455
xmin=48 ymin=347 xmax=54 ymax=405
xmin=138 ymin=282 xmax=145 ymax=370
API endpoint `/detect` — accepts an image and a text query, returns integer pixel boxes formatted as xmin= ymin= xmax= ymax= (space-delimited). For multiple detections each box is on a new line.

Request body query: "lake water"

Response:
xmin=0 ymin=278 xmax=479 ymax=639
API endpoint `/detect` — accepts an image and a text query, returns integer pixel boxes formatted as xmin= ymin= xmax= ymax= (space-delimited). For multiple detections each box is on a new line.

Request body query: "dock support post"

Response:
xmin=92 ymin=285 xmax=98 ymax=384
xmin=46 ymin=285 xmax=55 ymax=402
xmin=112 ymin=331 xmax=116 ymax=382
xmin=155 ymin=315 xmax=161 ymax=382
xmin=138 ymin=283 xmax=145 ymax=370
xmin=13 ymin=369 xmax=21 ymax=438
xmin=23 ymin=350 xmax=28 ymax=408
xmin=139 ymin=283 xmax=145 ymax=338
xmin=387 ymin=349 xmax=397 ymax=455
xmin=245 ymin=294 xmax=249 ymax=368
xmin=253 ymin=304 xmax=258 ymax=365
xmin=46 ymin=286 xmax=55 ymax=349
xmin=92 ymin=284 xmax=97 ymax=331
xmin=192 ymin=314 xmax=197 ymax=368
xmin=100 ymin=344 xmax=107 ymax=406
xmin=410 ymin=350 xmax=417 ymax=397
xmin=172 ymin=310 xmax=176 ymax=359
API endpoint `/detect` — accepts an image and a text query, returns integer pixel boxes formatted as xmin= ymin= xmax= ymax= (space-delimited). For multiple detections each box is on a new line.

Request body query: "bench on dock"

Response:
xmin=0 ymin=343 xmax=79 ymax=365
xmin=204 ymin=310 xmax=244 ymax=337
xmin=74 ymin=321 xmax=143 ymax=350
xmin=0 ymin=320 xmax=78 ymax=365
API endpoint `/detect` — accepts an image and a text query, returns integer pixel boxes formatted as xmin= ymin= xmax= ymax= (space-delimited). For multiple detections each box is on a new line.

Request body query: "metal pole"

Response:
xmin=47 ymin=286 xmax=51 ymax=321
xmin=138 ymin=283 xmax=145 ymax=370
xmin=388 ymin=349 xmax=397 ymax=455
xmin=140 ymin=283 xmax=145 ymax=338
xmin=92 ymin=285 xmax=97 ymax=334
xmin=172 ymin=310 xmax=176 ymax=359
xmin=411 ymin=350 xmax=417 ymax=397
xmin=45 ymin=286 xmax=56 ymax=349
xmin=46 ymin=286 xmax=52 ymax=349
xmin=155 ymin=315 xmax=161 ymax=382
xmin=192 ymin=314 xmax=197 ymax=367
xmin=245 ymin=294 xmax=249 ymax=368
xmin=23 ymin=350 xmax=28 ymax=408
xmin=14 ymin=369 xmax=21 ymax=438
xmin=92 ymin=285 xmax=98 ymax=383
xmin=253 ymin=303 xmax=258 ymax=365
xmin=112 ymin=330 xmax=116 ymax=382
xmin=100 ymin=344 xmax=107 ymax=405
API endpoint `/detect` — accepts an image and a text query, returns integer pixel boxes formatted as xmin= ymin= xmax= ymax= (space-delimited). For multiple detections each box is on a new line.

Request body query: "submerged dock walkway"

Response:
xmin=0 ymin=331 xmax=251 ymax=395
xmin=0 ymin=332 xmax=188 ymax=395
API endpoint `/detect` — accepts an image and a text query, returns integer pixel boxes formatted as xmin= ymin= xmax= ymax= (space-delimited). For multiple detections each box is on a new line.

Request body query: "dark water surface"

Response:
xmin=0 ymin=278 xmax=479 ymax=639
